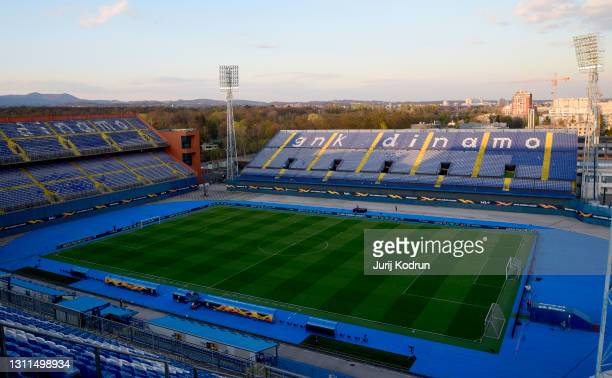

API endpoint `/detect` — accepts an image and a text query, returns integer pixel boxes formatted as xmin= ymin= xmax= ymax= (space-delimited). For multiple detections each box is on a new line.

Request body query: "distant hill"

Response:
xmin=0 ymin=93 xmax=83 ymax=107
xmin=0 ymin=93 xmax=267 ymax=108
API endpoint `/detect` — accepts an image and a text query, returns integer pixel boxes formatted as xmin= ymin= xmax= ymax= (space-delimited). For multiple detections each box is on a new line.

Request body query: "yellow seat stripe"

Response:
xmin=503 ymin=177 xmax=512 ymax=191
xmin=323 ymin=170 xmax=334 ymax=182
xmin=21 ymin=168 xmax=56 ymax=202
xmin=434 ymin=174 xmax=445 ymax=188
xmin=306 ymin=132 xmax=337 ymax=171
xmin=355 ymin=132 xmax=384 ymax=173
xmin=541 ymin=132 xmax=554 ymax=181
xmin=471 ymin=132 xmax=491 ymax=177
xmin=262 ymin=131 xmax=297 ymax=169
xmin=410 ymin=132 xmax=434 ymax=176
xmin=376 ymin=172 xmax=386 ymax=184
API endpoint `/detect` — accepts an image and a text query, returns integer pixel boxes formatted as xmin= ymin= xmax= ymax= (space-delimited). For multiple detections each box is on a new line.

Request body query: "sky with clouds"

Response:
xmin=1 ymin=0 xmax=611 ymax=102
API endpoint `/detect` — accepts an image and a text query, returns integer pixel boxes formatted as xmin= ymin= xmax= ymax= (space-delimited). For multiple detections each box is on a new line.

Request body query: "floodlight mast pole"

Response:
xmin=574 ymin=32 xmax=608 ymax=377
xmin=589 ymin=67 xmax=600 ymax=201
xmin=220 ymin=65 xmax=239 ymax=181
xmin=573 ymin=33 xmax=603 ymax=203
xmin=597 ymin=221 xmax=612 ymax=378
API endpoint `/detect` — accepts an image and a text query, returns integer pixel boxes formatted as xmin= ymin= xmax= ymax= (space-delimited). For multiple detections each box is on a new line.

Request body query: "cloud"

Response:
xmin=254 ymin=44 xmax=278 ymax=49
xmin=80 ymin=0 xmax=128 ymax=27
xmin=488 ymin=15 xmax=509 ymax=26
xmin=253 ymin=72 xmax=341 ymax=81
xmin=582 ymin=0 xmax=612 ymax=29
xmin=514 ymin=0 xmax=612 ymax=30
xmin=466 ymin=37 xmax=486 ymax=45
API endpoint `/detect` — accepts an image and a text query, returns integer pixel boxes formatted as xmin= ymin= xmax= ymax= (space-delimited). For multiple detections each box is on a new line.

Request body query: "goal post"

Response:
xmin=483 ymin=303 xmax=506 ymax=339
xmin=505 ymin=256 xmax=521 ymax=281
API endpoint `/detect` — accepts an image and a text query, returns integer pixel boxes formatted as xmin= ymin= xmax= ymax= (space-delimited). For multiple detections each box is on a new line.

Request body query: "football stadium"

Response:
xmin=0 ymin=112 xmax=610 ymax=378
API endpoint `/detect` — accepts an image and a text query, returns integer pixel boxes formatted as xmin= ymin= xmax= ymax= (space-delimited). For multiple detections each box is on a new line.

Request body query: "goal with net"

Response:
xmin=483 ymin=303 xmax=506 ymax=339
xmin=505 ymin=256 xmax=522 ymax=280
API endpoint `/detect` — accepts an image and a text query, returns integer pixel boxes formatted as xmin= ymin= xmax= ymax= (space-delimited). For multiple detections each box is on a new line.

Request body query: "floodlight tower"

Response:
xmin=219 ymin=64 xmax=240 ymax=181
xmin=573 ymin=33 xmax=604 ymax=202
xmin=578 ymin=33 xmax=609 ymax=378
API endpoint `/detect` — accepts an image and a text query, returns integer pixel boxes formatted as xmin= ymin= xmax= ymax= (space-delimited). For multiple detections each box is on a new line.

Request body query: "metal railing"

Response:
xmin=0 ymin=321 xmax=179 ymax=378
xmin=0 ymin=288 xmax=306 ymax=378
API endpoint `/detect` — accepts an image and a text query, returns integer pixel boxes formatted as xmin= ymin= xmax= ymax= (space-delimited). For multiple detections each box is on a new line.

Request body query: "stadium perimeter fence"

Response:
xmin=0 ymin=288 xmax=307 ymax=378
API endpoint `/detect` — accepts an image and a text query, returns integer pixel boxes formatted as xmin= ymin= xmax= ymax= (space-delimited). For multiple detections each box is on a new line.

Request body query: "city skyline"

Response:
xmin=1 ymin=0 xmax=612 ymax=102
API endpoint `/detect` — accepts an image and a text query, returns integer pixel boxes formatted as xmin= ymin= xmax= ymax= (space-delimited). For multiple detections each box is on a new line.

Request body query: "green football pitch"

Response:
xmin=48 ymin=206 xmax=535 ymax=352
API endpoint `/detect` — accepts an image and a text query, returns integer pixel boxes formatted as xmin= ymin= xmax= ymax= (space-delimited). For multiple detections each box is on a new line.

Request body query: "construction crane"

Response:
xmin=512 ymin=73 xmax=570 ymax=100
xmin=550 ymin=73 xmax=570 ymax=100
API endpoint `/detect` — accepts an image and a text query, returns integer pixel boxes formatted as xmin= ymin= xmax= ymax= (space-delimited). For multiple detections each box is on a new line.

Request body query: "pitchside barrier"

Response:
xmin=227 ymin=183 xmax=612 ymax=226
xmin=53 ymin=246 xmax=531 ymax=350
xmin=0 ymin=180 xmax=199 ymax=236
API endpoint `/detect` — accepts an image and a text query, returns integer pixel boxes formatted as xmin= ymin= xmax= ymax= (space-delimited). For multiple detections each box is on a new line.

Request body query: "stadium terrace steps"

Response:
xmin=0 ymin=305 xmax=202 ymax=378
xmin=0 ymin=152 xmax=195 ymax=213
xmin=239 ymin=129 xmax=578 ymax=197
xmin=0 ymin=117 xmax=168 ymax=165
xmin=0 ymin=116 xmax=197 ymax=216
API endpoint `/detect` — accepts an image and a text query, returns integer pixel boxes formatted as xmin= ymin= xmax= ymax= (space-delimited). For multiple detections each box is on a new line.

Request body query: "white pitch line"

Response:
xmin=209 ymin=218 xmax=343 ymax=289
xmin=472 ymin=256 xmax=490 ymax=285
xmin=403 ymin=292 xmax=489 ymax=309
xmin=402 ymin=270 xmax=424 ymax=295
xmin=51 ymin=254 xmax=484 ymax=344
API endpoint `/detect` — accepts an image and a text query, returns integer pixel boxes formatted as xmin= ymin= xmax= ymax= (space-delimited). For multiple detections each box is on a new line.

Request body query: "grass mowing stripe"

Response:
xmin=47 ymin=206 xmax=535 ymax=353
xmin=270 ymin=227 xmax=365 ymax=305
xmin=210 ymin=216 xmax=338 ymax=291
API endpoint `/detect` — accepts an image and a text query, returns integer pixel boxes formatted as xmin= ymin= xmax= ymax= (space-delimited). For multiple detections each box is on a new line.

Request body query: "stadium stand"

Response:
xmin=0 ymin=305 xmax=216 ymax=377
xmin=239 ymin=129 xmax=578 ymax=197
xmin=0 ymin=116 xmax=197 ymax=220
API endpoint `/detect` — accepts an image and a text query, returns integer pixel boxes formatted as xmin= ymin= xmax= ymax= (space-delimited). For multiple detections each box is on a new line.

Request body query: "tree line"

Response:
xmin=0 ymin=105 xmax=493 ymax=161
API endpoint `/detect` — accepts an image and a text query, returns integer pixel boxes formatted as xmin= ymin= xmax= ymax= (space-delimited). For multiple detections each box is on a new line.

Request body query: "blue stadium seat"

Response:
xmin=28 ymin=163 xmax=83 ymax=182
xmin=95 ymin=171 xmax=142 ymax=190
xmin=0 ymin=117 xmax=195 ymax=217
xmin=67 ymin=134 xmax=115 ymax=154
xmin=15 ymin=137 xmax=72 ymax=160
xmin=0 ymin=305 xmax=197 ymax=378
xmin=0 ymin=168 xmax=33 ymax=188
xmin=0 ymin=140 xmax=22 ymax=164
xmin=0 ymin=122 xmax=54 ymax=138
xmin=46 ymin=178 xmax=99 ymax=200
xmin=0 ymin=186 xmax=49 ymax=212
xmin=240 ymin=129 xmax=578 ymax=197
xmin=108 ymin=131 xmax=152 ymax=149
xmin=0 ymin=117 xmax=167 ymax=166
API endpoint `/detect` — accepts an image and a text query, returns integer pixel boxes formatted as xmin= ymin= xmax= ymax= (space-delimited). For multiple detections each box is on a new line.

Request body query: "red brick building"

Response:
xmin=511 ymin=90 xmax=533 ymax=118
